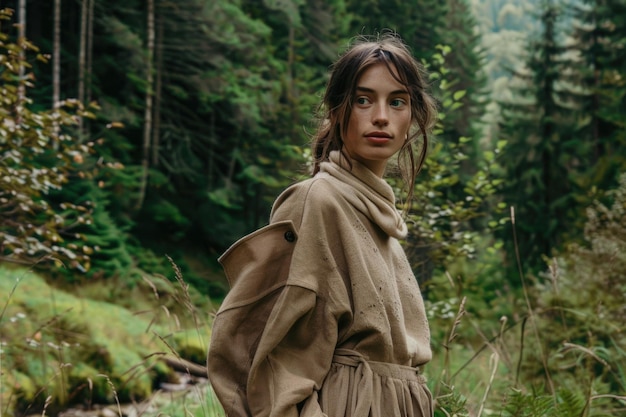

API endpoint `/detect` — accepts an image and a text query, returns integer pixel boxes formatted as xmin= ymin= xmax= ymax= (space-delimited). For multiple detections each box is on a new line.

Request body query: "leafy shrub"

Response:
xmin=0 ymin=9 xmax=96 ymax=271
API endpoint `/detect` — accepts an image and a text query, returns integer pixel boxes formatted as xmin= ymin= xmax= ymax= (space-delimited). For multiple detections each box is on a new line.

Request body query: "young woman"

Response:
xmin=208 ymin=33 xmax=438 ymax=417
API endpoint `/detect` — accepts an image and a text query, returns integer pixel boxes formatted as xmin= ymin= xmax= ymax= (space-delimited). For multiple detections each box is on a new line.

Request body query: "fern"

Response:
xmin=435 ymin=381 xmax=470 ymax=417
xmin=501 ymin=388 xmax=555 ymax=417
xmin=553 ymin=388 xmax=585 ymax=417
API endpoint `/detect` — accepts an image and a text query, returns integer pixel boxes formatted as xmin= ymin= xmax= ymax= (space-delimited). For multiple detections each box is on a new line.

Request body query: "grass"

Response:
xmin=134 ymin=385 xmax=225 ymax=417
xmin=0 ymin=263 xmax=215 ymax=416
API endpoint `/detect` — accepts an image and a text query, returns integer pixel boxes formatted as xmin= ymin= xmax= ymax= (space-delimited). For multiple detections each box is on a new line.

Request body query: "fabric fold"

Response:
xmin=318 ymin=348 xmax=431 ymax=417
xmin=319 ymin=151 xmax=408 ymax=239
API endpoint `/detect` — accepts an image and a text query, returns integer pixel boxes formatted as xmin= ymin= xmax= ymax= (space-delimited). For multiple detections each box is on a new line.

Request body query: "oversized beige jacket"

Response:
xmin=208 ymin=151 xmax=432 ymax=417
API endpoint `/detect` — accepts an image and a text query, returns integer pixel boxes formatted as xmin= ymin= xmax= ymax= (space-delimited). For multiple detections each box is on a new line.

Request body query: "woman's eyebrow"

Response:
xmin=356 ymin=86 xmax=409 ymax=95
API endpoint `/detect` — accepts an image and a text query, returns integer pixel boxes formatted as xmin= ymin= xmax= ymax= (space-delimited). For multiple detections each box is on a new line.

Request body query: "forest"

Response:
xmin=1 ymin=0 xmax=625 ymax=416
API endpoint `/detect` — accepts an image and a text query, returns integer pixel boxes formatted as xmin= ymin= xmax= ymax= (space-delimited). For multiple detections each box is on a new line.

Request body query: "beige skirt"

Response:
xmin=304 ymin=348 xmax=433 ymax=417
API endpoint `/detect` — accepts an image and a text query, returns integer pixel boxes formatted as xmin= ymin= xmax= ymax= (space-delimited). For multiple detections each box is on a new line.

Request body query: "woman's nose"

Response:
xmin=372 ymin=104 xmax=389 ymax=126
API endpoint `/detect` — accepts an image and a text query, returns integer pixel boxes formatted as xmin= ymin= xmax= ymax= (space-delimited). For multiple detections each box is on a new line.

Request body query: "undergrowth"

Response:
xmin=0 ymin=262 xmax=220 ymax=417
xmin=3 ymin=177 xmax=626 ymax=416
xmin=429 ymin=177 xmax=626 ymax=416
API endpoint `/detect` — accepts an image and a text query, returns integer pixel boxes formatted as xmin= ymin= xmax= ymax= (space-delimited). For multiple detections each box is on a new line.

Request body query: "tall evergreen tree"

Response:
xmin=344 ymin=0 xmax=447 ymax=61
xmin=440 ymin=0 xmax=489 ymax=149
xmin=570 ymin=0 xmax=626 ymax=193
xmin=436 ymin=0 xmax=491 ymax=212
xmin=497 ymin=0 xmax=585 ymax=276
xmin=90 ymin=0 xmax=287 ymax=254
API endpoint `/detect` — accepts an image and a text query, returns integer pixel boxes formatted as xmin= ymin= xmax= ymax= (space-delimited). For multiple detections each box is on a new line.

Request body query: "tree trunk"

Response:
xmin=53 ymin=0 xmax=61 ymax=111
xmin=287 ymin=23 xmax=297 ymax=138
xmin=152 ymin=10 xmax=163 ymax=167
xmin=87 ymin=0 xmax=94 ymax=105
xmin=17 ymin=0 xmax=26 ymax=119
xmin=78 ymin=0 xmax=88 ymax=135
xmin=136 ymin=0 xmax=155 ymax=210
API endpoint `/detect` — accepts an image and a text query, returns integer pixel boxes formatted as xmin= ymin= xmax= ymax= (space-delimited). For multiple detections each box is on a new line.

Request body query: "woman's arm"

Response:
xmin=248 ymin=285 xmax=338 ymax=417
xmin=248 ymin=179 xmax=351 ymax=417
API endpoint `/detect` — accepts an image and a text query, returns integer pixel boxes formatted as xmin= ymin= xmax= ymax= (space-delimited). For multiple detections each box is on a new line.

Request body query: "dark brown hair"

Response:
xmin=311 ymin=33 xmax=438 ymax=208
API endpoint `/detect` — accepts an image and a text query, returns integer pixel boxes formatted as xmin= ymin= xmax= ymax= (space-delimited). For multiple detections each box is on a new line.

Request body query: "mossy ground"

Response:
xmin=0 ymin=265 xmax=214 ymax=416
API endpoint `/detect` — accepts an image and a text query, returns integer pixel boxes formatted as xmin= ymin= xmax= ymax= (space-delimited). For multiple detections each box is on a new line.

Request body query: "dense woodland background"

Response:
xmin=1 ymin=0 xmax=626 ymax=416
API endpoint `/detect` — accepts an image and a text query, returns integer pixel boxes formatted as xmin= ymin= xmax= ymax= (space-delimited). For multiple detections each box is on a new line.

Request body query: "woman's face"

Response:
xmin=343 ymin=62 xmax=412 ymax=177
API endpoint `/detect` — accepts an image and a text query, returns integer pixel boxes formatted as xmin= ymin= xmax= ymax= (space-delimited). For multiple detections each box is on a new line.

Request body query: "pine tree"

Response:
xmin=440 ymin=0 xmax=489 ymax=154
xmin=436 ymin=0 xmax=492 ymax=218
xmin=498 ymin=0 xmax=586 ymax=276
xmin=570 ymin=0 xmax=626 ymax=193
xmin=91 ymin=0 xmax=287 ymax=251
xmin=49 ymin=178 xmax=134 ymax=279
xmin=344 ymin=0 xmax=447 ymax=60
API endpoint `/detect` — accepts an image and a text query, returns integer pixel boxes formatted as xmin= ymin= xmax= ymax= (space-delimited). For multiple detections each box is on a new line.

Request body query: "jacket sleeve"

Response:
xmin=247 ymin=285 xmax=338 ymax=417
xmin=207 ymin=221 xmax=300 ymax=417
xmin=247 ymin=181 xmax=351 ymax=417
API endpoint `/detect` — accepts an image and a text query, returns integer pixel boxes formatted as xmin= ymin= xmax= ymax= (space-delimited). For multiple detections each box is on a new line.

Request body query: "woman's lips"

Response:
xmin=365 ymin=132 xmax=392 ymax=144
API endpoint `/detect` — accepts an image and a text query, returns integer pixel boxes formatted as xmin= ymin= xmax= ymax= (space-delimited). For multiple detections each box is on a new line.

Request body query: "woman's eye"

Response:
xmin=356 ymin=96 xmax=370 ymax=105
xmin=391 ymin=98 xmax=406 ymax=107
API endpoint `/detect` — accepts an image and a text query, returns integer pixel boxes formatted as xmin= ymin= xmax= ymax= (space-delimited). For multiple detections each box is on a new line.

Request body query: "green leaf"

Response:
xmin=453 ymin=90 xmax=466 ymax=101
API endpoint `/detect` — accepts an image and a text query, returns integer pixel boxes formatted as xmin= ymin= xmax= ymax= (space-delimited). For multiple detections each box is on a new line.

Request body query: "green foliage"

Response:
xmin=0 ymin=8 xmax=98 ymax=271
xmin=427 ymin=175 xmax=626 ymax=416
xmin=5 ymin=371 xmax=37 ymax=413
xmin=345 ymin=0 xmax=447 ymax=60
xmin=571 ymin=0 xmax=626 ymax=196
xmin=399 ymin=46 xmax=506 ymax=284
xmin=434 ymin=381 xmax=470 ymax=416
xmin=173 ymin=329 xmax=208 ymax=366
xmin=519 ymin=174 xmax=626 ymax=402
xmin=130 ymin=385 xmax=225 ymax=417
xmin=0 ymin=266 xmax=195 ymax=414
xmin=438 ymin=0 xmax=490 ymax=164
xmin=500 ymin=386 xmax=606 ymax=417
xmin=66 ymin=362 xmax=111 ymax=405
xmin=49 ymin=178 xmax=134 ymax=279
xmin=2 ymin=0 xmax=503 ymax=284
xmin=501 ymin=388 xmax=563 ymax=416
xmin=497 ymin=0 xmax=590 ymax=276
xmin=470 ymin=0 xmax=543 ymax=81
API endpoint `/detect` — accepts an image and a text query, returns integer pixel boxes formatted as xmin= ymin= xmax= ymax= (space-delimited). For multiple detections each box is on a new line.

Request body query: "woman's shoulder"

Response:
xmin=270 ymin=174 xmax=346 ymax=224
xmin=284 ymin=174 xmax=344 ymax=202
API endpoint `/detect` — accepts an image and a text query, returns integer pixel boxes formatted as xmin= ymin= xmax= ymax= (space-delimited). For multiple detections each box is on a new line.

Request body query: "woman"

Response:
xmin=208 ymin=33 xmax=438 ymax=417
